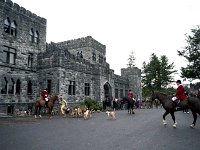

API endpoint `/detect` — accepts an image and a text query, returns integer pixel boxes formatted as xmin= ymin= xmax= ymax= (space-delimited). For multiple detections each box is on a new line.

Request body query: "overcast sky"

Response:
xmin=13 ymin=0 xmax=200 ymax=80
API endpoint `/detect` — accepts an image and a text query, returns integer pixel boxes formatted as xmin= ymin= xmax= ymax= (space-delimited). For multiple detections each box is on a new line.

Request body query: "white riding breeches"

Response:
xmin=172 ymin=97 xmax=177 ymax=101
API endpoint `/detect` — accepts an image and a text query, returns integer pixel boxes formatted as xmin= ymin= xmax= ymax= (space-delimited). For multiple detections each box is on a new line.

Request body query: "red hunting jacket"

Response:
xmin=128 ymin=92 xmax=135 ymax=99
xmin=176 ymin=85 xmax=187 ymax=100
xmin=40 ymin=90 xmax=48 ymax=100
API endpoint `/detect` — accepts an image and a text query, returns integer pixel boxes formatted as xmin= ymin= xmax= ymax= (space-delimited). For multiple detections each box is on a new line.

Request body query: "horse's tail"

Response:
xmin=34 ymin=99 xmax=41 ymax=115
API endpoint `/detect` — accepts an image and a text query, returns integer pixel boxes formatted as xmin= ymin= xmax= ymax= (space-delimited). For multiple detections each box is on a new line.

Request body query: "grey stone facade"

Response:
xmin=0 ymin=0 xmax=141 ymax=114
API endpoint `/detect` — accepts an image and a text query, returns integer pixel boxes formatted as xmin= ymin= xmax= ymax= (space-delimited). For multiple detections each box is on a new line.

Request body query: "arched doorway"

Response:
xmin=104 ymin=82 xmax=112 ymax=99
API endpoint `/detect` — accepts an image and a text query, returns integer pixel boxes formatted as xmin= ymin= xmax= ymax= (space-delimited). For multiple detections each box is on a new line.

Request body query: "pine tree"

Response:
xmin=142 ymin=53 xmax=176 ymax=91
xmin=178 ymin=25 xmax=200 ymax=79
xmin=127 ymin=51 xmax=136 ymax=68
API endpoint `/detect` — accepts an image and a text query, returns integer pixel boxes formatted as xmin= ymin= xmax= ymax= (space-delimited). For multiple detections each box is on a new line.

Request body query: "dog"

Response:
xmin=71 ymin=108 xmax=78 ymax=117
xmin=83 ymin=109 xmax=91 ymax=119
xmin=106 ymin=110 xmax=116 ymax=119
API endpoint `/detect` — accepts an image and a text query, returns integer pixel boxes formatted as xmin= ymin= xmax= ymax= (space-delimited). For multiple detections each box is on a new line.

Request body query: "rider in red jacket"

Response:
xmin=172 ymin=80 xmax=187 ymax=108
xmin=40 ymin=89 xmax=49 ymax=107
xmin=175 ymin=80 xmax=187 ymax=101
xmin=128 ymin=90 xmax=136 ymax=100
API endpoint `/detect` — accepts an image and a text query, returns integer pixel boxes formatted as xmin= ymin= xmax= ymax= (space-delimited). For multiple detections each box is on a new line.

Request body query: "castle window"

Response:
xmin=99 ymin=55 xmax=103 ymax=64
xmin=34 ymin=30 xmax=39 ymax=44
xmin=125 ymin=90 xmax=128 ymax=97
xmin=27 ymin=80 xmax=32 ymax=95
xmin=68 ymin=81 xmax=75 ymax=95
xmin=10 ymin=21 xmax=17 ymax=36
xmin=92 ymin=52 xmax=96 ymax=62
xmin=16 ymin=79 xmax=21 ymax=94
xmin=29 ymin=28 xmax=34 ymax=43
xmin=120 ymin=89 xmax=123 ymax=98
xmin=85 ymin=83 xmax=90 ymax=96
xmin=1 ymin=77 xmax=8 ymax=94
xmin=47 ymin=80 xmax=52 ymax=94
xmin=8 ymin=78 xmax=15 ymax=94
xmin=2 ymin=46 xmax=16 ymax=65
xmin=28 ymin=53 xmax=33 ymax=68
xmin=4 ymin=17 xmax=10 ymax=34
xmin=115 ymin=89 xmax=118 ymax=99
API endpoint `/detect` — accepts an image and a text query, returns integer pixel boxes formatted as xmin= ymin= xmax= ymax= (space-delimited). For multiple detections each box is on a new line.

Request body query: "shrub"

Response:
xmin=84 ymin=98 xmax=103 ymax=111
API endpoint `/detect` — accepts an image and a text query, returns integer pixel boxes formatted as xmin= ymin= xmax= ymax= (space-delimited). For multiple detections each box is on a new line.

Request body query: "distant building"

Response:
xmin=0 ymin=0 xmax=141 ymax=114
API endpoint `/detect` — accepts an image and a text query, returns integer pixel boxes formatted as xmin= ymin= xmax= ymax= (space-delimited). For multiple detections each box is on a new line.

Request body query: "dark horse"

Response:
xmin=123 ymin=97 xmax=135 ymax=114
xmin=150 ymin=91 xmax=200 ymax=128
xmin=34 ymin=95 xmax=59 ymax=119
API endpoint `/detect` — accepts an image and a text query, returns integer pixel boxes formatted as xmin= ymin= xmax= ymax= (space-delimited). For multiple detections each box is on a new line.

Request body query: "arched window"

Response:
xmin=16 ymin=79 xmax=21 ymax=94
xmin=29 ymin=28 xmax=34 ymax=43
xmin=27 ymin=80 xmax=32 ymax=95
xmin=28 ymin=53 xmax=33 ymax=68
xmin=10 ymin=20 xmax=17 ymax=36
xmin=4 ymin=17 xmax=10 ymax=34
xmin=34 ymin=30 xmax=39 ymax=44
xmin=8 ymin=78 xmax=15 ymax=94
xmin=1 ymin=77 xmax=8 ymax=94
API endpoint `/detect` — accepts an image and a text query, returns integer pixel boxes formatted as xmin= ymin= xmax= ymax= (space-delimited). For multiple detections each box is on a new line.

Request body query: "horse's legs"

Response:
xmin=34 ymin=106 xmax=38 ymax=118
xmin=163 ymin=111 xmax=169 ymax=125
xmin=48 ymin=107 xmax=52 ymax=119
xmin=190 ymin=109 xmax=197 ymax=128
xmin=38 ymin=106 xmax=42 ymax=118
xmin=170 ymin=112 xmax=177 ymax=128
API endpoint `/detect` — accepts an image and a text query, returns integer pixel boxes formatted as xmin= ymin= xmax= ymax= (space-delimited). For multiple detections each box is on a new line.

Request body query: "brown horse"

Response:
xmin=34 ymin=95 xmax=59 ymax=119
xmin=150 ymin=91 xmax=200 ymax=128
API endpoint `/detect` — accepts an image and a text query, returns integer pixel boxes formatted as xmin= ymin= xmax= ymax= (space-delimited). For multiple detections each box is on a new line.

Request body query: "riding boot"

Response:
xmin=174 ymin=100 xmax=181 ymax=111
xmin=45 ymin=101 xmax=48 ymax=107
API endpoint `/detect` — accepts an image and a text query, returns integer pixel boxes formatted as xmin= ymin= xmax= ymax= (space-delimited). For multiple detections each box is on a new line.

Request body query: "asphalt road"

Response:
xmin=0 ymin=109 xmax=200 ymax=150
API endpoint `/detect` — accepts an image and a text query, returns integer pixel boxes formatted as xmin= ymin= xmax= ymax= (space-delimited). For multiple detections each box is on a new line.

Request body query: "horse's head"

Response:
xmin=149 ymin=91 xmax=157 ymax=102
xmin=49 ymin=95 xmax=59 ymax=103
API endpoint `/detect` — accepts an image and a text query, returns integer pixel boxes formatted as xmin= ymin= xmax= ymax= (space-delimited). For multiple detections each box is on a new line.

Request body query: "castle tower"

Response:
xmin=121 ymin=67 xmax=142 ymax=99
xmin=0 ymin=0 xmax=47 ymax=113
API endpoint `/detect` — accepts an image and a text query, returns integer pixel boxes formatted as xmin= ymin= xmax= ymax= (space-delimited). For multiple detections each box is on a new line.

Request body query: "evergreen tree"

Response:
xmin=127 ymin=51 xmax=136 ymax=68
xmin=142 ymin=53 xmax=176 ymax=91
xmin=178 ymin=25 xmax=200 ymax=79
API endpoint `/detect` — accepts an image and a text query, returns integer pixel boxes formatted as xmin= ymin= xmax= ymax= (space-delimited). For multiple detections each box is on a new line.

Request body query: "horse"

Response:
xmin=123 ymin=97 xmax=135 ymax=114
xmin=34 ymin=95 xmax=59 ymax=119
xmin=150 ymin=91 xmax=200 ymax=128
xmin=103 ymin=99 xmax=112 ymax=110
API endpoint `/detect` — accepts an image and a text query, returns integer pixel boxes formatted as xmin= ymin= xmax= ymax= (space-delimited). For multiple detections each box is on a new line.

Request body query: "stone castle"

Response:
xmin=0 ymin=0 xmax=141 ymax=114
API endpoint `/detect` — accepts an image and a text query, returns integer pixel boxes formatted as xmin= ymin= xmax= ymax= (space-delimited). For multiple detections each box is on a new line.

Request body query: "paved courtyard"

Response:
xmin=0 ymin=109 xmax=200 ymax=150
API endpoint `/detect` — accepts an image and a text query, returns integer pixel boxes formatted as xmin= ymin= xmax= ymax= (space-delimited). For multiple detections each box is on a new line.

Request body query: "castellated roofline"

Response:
xmin=56 ymin=36 xmax=106 ymax=55
xmin=1 ymin=0 xmax=46 ymax=24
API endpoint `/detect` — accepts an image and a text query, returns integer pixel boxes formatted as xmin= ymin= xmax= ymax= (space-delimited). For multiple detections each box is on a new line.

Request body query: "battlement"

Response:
xmin=56 ymin=36 xmax=106 ymax=54
xmin=1 ymin=0 xmax=46 ymax=24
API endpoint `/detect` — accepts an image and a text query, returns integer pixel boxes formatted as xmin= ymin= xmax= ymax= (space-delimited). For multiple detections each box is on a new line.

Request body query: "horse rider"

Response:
xmin=127 ymin=89 xmax=136 ymax=114
xmin=128 ymin=89 xmax=136 ymax=101
xmin=40 ymin=89 xmax=49 ymax=107
xmin=172 ymin=80 xmax=187 ymax=108
xmin=60 ymin=97 xmax=68 ymax=115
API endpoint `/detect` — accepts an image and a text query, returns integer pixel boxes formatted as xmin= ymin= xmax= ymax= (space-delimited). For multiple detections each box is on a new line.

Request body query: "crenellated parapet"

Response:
xmin=1 ymin=0 xmax=46 ymax=24
xmin=39 ymin=42 xmax=101 ymax=74
xmin=56 ymin=36 xmax=106 ymax=54
xmin=114 ymin=74 xmax=129 ymax=84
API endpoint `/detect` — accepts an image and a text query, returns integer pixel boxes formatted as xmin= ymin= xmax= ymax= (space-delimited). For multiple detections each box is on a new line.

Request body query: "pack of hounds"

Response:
xmin=61 ymin=106 xmax=116 ymax=120
xmin=58 ymin=97 xmax=117 ymax=120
